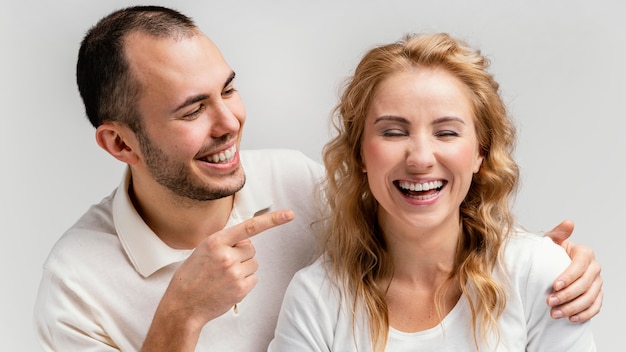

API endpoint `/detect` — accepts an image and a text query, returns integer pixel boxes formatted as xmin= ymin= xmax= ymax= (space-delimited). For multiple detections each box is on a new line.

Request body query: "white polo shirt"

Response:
xmin=34 ymin=149 xmax=325 ymax=351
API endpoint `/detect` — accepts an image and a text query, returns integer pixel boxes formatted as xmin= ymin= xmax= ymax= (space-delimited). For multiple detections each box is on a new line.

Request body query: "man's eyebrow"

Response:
xmin=172 ymin=71 xmax=236 ymax=113
xmin=224 ymin=71 xmax=236 ymax=89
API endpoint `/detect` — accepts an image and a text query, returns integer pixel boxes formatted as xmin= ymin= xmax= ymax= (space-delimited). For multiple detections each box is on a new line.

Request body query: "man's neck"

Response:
xmin=129 ymin=176 xmax=235 ymax=249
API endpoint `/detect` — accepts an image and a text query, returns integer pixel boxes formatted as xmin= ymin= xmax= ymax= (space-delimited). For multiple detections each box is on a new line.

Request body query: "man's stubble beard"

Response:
xmin=136 ymin=129 xmax=245 ymax=201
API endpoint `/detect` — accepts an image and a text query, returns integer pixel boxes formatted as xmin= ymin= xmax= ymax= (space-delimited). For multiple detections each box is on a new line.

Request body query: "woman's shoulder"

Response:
xmin=290 ymin=256 xmax=335 ymax=289
xmin=502 ymin=228 xmax=570 ymax=284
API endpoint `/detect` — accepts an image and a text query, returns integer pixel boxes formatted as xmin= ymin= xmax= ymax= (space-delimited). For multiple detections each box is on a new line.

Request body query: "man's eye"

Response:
xmin=183 ymin=104 xmax=205 ymax=119
xmin=223 ymin=87 xmax=237 ymax=96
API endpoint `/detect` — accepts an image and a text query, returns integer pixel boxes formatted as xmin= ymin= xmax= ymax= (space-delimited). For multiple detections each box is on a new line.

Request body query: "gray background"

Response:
xmin=2 ymin=0 xmax=623 ymax=350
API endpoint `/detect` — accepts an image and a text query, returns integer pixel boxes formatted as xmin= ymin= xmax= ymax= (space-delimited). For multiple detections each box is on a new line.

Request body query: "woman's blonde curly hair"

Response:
xmin=321 ymin=32 xmax=519 ymax=350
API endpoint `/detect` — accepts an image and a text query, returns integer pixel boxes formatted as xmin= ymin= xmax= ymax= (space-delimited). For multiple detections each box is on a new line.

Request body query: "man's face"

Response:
xmin=126 ymin=31 xmax=246 ymax=201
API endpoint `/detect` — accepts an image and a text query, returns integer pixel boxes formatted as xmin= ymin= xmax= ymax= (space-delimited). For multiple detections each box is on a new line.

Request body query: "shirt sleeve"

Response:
xmin=34 ymin=269 xmax=121 ymax=352
xmin=520 ymin=236 xmax=596 ymax=352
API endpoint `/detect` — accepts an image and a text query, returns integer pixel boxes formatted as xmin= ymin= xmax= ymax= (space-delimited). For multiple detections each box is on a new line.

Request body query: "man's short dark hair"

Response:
xmin=76 ymin=5 xmax=197 ymax=131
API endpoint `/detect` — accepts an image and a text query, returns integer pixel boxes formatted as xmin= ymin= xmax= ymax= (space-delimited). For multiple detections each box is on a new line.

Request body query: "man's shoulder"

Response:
xmin=241 ymin=148 xmax=320 ymax=165
xmin=43 ymin=192 xmax=119 ymax=270
xmin=240 ymin=149 xmax=324 ymax=179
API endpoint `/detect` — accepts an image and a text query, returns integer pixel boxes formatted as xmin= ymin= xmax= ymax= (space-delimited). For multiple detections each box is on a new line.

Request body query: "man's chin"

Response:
xmin=196 ymin=173 xmax=246 ymax=201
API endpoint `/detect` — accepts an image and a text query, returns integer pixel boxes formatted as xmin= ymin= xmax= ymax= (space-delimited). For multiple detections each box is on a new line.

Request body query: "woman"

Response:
xmin=268 ymin=33 xmax=595 ymax=351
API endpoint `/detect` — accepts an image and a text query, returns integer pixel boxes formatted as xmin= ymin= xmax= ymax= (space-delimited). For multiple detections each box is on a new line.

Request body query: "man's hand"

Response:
xmin=544 ymin=219 xmax=603 ymax=322
xmin=141 ymin=209 xmax=295 ymax=352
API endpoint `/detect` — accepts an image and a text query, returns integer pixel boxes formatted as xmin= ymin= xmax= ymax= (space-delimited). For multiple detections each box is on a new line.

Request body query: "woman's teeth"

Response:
xmin=398 ymin=180 xmax=444 ymax=192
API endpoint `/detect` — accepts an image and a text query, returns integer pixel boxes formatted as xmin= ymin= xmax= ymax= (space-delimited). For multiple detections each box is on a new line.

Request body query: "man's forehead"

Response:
xmin=125 ymin=31 xmax=229 ymax=81
xmin=124 ymin=31 xmax=235 ymax=113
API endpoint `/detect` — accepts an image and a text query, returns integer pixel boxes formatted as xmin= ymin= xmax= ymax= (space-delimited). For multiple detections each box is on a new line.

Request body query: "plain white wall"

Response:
xmin=2 ymin=0 xmax=623 ymax=350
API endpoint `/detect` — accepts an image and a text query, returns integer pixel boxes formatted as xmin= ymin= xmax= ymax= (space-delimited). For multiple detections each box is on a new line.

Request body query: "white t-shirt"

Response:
xmin=269 ymin=231 xmax=596 ymax=351
xmin=34 ymin=149 xmax=325 ymax=351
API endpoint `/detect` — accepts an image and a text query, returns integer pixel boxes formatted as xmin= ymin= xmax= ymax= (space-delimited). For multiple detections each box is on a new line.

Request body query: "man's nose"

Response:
xmin=209 ymin=102 xmax=241 ymax=138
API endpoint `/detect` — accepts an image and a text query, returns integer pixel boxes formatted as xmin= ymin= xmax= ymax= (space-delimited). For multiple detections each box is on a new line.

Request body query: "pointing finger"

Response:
xmin=223 ymin=209 xmax=295 ymax=245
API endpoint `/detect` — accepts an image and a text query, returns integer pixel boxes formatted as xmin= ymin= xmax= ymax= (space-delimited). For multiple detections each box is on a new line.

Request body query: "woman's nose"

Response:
xmin=405 ymin=137 xmax=436 ymax=170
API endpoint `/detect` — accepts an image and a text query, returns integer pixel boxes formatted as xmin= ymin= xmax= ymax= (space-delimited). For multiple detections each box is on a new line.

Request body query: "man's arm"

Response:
xmin=543 ymin=219 xmax=603 ymax=322
xmin=141 ymin=210 xmax=295 ymax=352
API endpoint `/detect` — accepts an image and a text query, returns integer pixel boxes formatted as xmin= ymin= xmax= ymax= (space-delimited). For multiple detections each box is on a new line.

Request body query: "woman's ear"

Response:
xmin=359 ymin=155 xmax=367 ymax=173
xmin=95 ymin=123 xmax=140 ymax=164
xmin=473 ymin=154 xmax=484 ymax=174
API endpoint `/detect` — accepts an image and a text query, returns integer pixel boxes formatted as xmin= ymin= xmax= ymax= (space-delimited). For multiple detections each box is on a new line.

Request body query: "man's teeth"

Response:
xmin=207 ymin=145 xmax=237 ymax=163
xmin=398 ymin=180 xmax=443 ymax=192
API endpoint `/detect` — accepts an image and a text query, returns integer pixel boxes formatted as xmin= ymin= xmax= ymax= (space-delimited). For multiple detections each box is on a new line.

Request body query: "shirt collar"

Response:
xmin=113 ymin=163 xmax=272 ymax=277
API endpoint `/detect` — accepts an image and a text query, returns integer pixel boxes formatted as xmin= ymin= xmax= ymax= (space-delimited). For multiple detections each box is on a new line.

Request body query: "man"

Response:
xmin=34 ymin=6 xmax=602 ymax=351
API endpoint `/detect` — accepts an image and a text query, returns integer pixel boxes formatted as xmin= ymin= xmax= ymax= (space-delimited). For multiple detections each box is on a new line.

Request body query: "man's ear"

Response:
xmin=95 ymin=122 xmax=140 ymax=164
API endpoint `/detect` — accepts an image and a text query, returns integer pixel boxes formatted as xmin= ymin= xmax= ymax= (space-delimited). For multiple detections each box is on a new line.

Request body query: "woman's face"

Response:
xmin=361 ymin=67 xmax=483 ymax=236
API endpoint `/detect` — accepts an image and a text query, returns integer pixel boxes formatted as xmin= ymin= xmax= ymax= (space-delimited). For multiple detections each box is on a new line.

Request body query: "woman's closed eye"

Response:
xmin=435 ymin=130 xmax=460 ymax=138
xmin=381 ymin=128 xmax=408 ymax=137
